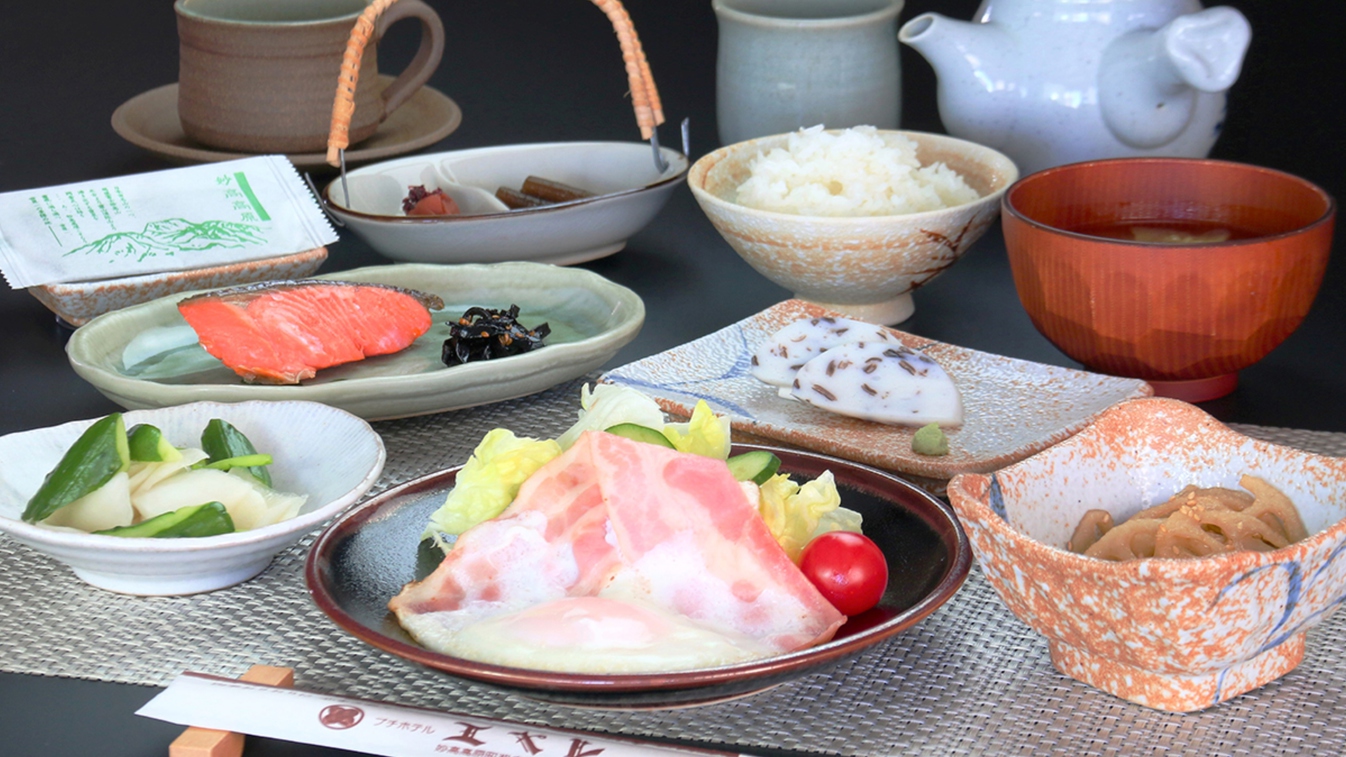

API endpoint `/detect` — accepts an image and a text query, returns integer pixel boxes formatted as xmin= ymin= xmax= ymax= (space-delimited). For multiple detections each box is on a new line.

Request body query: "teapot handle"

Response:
xmin=325 ymin=0 xmax=665 ymax=166
xmin=589 ymin=0 xmax=665 ymax=139
xmin=1098 ymin=7 xmax=1251 ymax=150
xmin=327 ymin=0 xmax=396 ymax=166
xmin=1162 ymin=7 xmax=1252 ymax=93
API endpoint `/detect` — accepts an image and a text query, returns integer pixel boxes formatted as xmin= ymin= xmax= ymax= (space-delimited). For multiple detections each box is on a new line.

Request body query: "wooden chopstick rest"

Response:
xmin=168 ymin=665 xmax=295 ymax=757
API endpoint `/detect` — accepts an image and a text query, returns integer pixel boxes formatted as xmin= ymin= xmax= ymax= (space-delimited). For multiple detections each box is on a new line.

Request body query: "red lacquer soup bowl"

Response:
xmin=1002 ymin=157 xmax=1334 ymax=402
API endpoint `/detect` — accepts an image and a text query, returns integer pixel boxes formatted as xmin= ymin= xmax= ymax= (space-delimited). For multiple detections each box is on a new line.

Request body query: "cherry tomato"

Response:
xmin=799 ymin=531 xmax=888 ymax=616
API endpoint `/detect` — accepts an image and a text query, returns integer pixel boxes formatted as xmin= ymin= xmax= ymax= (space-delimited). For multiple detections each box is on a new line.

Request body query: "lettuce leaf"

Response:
xmin=556 ymin=384 xmax=666 ymax=449
xmin=423 ymin=386 xmax=861 ymax=563
xmin=422 ymin=429 xmax=562 ymax=550
xmin=662 ymin=400 xmax=732 ymax=460
xmin=757 ymin=470 xmax=862 ymax=562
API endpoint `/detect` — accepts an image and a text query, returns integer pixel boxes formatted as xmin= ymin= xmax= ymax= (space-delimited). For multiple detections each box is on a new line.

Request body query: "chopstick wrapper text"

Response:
xmin=0 ymin=155 xmax=337 ymax=288
xmin=140 ymin=673 xmax=754 ymax=757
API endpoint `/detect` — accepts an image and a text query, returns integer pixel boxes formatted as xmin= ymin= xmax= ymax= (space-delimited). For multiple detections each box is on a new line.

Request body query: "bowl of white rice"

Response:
xmin=688 ymin=126 xmax=1017 ymax=323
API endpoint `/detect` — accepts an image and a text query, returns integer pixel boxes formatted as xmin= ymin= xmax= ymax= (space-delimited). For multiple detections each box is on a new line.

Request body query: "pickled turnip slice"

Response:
xmin=750 ymin=316 xmax=897 ymax=388
xmin=43 ymin=472 xmax=134 ymax=532
xmin=127 ymin=448 xmax=210 ymax=497
xmin=790 ymin=341 xmax=963 ymax=426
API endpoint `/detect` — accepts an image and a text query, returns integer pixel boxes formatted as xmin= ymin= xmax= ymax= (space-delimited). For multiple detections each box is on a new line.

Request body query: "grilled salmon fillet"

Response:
xmin=177 ymin=279 xmax=444 ymax=384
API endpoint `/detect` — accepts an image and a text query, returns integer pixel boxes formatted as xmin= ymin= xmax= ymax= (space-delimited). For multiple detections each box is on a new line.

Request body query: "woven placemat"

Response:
xmin=3 ymin=378 xmax=1345 ymax=756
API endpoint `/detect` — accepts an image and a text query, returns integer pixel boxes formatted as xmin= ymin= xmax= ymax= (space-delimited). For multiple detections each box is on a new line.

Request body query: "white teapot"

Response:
xmin=899 ymin=0 xmax=1252 ymax=174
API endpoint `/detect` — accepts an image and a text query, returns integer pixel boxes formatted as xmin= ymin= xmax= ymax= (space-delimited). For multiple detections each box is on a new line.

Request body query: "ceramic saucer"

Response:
xmin=110 ymin=77 xmax=462 ymax=171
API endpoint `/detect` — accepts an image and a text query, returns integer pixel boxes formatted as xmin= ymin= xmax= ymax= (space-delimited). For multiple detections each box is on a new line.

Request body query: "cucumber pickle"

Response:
xmin=24 ymin=414 xmax=274 ymax=538
xmin=201 ymin=418 xmax=272 ymax=486
xmin=22 ymin=414 xmax=130 ymax=523
xmin=127 ymin=423 xmax=183 ymax=462
xmin=95 ymin=501 xmax=235 ymax=538
xmin=202 ymin=453 xmax=273 ymax=471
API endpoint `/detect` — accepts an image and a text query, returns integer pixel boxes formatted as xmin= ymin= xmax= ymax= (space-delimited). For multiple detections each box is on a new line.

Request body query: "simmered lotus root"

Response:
xmin=1067 ymin=509 xmax=1113 ymax=554
xmin=1068 ymin=475 xmax=1309 ymax=561
xmin=1239 ymin=474 xmax=1310 ymax=543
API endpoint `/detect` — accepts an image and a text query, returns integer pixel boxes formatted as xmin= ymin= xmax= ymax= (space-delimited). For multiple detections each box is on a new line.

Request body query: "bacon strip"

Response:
xmin=389 ymin=432 xmax=844 ymax=668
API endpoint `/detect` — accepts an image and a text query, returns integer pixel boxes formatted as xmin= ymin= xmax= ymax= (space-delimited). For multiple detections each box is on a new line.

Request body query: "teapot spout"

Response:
xmin=899 ymin=13 xmax=1014 ymax=145
xmin=1099 ymin=7 xmax=1252 ymax=149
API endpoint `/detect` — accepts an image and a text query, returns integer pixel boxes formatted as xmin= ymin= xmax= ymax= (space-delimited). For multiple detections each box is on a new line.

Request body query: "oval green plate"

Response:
xmin=67 ymin=262 xmax=644 ymax=420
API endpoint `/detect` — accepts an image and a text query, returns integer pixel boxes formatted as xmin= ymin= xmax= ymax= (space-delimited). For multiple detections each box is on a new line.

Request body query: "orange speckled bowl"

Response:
xmin=689 ymin=130 xmax=1018 ymax=324
xmin=1002 ymin=158 xmax=1335 ymax=402
xmin=946 ymin=397 xmax=1346 ymax=712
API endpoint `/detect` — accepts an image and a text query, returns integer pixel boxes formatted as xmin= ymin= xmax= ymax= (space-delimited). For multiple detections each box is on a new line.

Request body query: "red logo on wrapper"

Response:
xmin=319 ymin=704 xmax=365 ymax=730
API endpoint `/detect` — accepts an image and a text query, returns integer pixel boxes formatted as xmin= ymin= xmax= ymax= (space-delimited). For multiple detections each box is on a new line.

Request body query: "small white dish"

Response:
xmin=0 ymin=401 xmax=385 ymax=596
xmin=323 ymin=141 xmax=688 ymax=265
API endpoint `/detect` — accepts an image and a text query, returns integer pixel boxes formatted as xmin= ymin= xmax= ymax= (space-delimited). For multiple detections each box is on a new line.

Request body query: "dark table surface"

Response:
xmin=2 ymin=0 xmax=1342 ymax=754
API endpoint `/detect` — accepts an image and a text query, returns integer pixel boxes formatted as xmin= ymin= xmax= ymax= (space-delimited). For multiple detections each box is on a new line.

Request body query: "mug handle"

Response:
xmin=373 ymin=0 xmax=445 ymax=120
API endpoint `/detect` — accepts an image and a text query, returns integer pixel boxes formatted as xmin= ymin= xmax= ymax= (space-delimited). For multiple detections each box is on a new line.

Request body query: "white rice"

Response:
xmin=733 ymin=125 xmax=980 ymax=217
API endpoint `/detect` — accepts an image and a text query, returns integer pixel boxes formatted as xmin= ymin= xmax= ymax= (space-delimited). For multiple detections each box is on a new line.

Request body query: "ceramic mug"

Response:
xmin=714 ymin=0 xmax=903 ymax=146
xmin=175 ymin=0 xmax=445 ymax=153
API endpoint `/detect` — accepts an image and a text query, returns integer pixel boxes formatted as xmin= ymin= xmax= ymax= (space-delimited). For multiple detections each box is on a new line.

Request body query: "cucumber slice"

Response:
xmin=23 ymin=413 xmax=130 ymax=523
xmin=201 ymin=418 xmax=271 ymax=487
xmin=95 ymin=501 xmax=235 ymax=538
xmin=127 ymin=423 xmax=183 ymax=462
xmin=604 ymin=423 xmax=675 ymax=449
xmin=201 ymin=453 xmax=273 ymax=471
xmin=726 ymin=450 xmax=782 ymax=485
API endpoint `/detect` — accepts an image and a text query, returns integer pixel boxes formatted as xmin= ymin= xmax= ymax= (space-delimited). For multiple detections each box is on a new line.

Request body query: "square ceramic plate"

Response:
xmin=66 ymin=262 xmax=643 ymax=420
xmin=602 ymin=300 xmax=1152 ymax=489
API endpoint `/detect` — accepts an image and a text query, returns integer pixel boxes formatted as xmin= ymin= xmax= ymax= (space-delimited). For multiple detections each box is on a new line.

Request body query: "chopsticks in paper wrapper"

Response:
xmin=0 ymin=156 xmax=337 ymax=289
xmin=324 ymin=0 xmax=669 ymax=191
xmin=143 ymin=669 xmax=760 ymax=757
xmin=167 ymin=665 xmax=294 ymax=757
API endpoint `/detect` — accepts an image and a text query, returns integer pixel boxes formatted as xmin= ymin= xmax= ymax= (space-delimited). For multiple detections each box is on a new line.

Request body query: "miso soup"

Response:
xmin=1068 ymin=219 xmax=1258 ymax=245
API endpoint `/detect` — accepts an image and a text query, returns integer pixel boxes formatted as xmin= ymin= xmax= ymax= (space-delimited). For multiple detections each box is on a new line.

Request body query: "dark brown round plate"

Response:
xmin=305 ymin=444 xmax=971 ymax=708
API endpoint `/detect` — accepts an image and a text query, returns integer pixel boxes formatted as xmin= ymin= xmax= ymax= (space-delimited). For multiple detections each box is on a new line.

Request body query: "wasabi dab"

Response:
xmin=911 ymin=422 xmax=950 ymax=456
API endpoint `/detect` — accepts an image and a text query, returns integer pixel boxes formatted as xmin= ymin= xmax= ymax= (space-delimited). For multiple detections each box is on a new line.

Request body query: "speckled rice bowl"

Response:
xmin=688 ymin=129 xmax=1018 ymax=325
xmin=945 ymin=397 xmax=1346 ymax=712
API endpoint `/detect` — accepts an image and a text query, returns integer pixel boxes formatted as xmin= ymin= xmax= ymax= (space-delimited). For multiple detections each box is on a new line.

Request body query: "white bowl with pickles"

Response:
xmin=0 ymin=400 xmax=385 ymax=596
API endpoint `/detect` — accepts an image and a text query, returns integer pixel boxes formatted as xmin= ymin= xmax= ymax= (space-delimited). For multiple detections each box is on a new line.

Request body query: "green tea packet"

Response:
xmin=0 ymin=155 xmax=336 ymax=288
